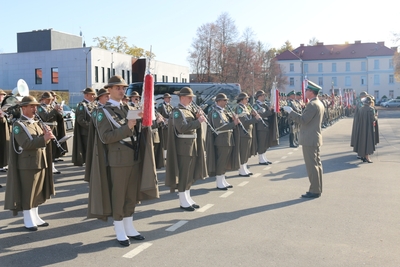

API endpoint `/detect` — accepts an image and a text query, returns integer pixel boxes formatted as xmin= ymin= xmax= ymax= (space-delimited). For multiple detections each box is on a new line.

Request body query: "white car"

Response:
xmin=62 ymin=105 xmax=75 ymax=131
xmin=381 ymin=99 xmax=400 ymax=108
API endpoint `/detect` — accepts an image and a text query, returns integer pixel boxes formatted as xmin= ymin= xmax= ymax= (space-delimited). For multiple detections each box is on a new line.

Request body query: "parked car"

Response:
xmin=381 ymin=99 xmax=400 ymax=108
xmin=62 ymin=105 xmax=75 ymax=131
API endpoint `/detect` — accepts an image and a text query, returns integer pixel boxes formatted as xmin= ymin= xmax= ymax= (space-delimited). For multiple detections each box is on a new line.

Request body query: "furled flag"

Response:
xmin=270 ymin=80 xmax=280 ymax=113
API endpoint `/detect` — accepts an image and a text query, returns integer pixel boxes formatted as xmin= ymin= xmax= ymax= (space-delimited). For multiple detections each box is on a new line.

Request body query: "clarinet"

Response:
xmin=248 ymin=105 xmax=268 ymax=128
xmin=191 ymin=101 xmax=219 ymax=135
xmin=226 ymin=105 xmax=249 ymax=135
xmin=35 ymin=112 xmax=67 ymax=156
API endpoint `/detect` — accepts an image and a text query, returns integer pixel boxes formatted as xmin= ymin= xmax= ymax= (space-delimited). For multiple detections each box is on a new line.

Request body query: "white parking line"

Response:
xmin=263 ymin=166 xmax=271 ymax=171
xmin=288 ymin=152 xmax=293 ymax=155
xmin=238 ymin=181 xmax=249 ymax=187
xmin=166 ymin=220 xmax=188 ymax=232
xmin=281 ymin=156 xmax=287 ymax=159
xmin=122 ymin=242 xmax=153 ymax=258
xmin=196 ymin=204 xmax=214 ymax=212
xmin=252 ymin=173 xmax=261 ymax=177
xmin=274 ymin=161 xmax=280 ymax=164
xmin=220 ymin=191 xmax=234 ymax=198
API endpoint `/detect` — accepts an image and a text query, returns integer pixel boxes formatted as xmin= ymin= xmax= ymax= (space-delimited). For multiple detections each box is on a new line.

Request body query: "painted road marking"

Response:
xmin=252 ymin=173 xmax=261 ymax=177
xmin=197 ymin=204 xmax=214 ymax=213
xmin=288 ymin=152 xmax=293 ymax=155
xmin=220 ymin=191 xmax=234 ymax=198
xmin=238 ymin=181 xmax=249 ymax=187
xmin=274 ymin=161 xmax=280 ymax=164
xmin=166 ymin=220 xmax=188 ymax=232
xmin=263 ymin=166 xmax=271 ymax=171
xmin=122 ymin=242 xmax=153 ymax=258
xmin=281 ymin=156 xmax=287 ymax=159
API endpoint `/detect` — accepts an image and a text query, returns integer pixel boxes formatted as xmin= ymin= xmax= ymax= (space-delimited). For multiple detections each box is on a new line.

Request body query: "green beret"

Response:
xmin=295 ymin=92 xmax=302 ymax=96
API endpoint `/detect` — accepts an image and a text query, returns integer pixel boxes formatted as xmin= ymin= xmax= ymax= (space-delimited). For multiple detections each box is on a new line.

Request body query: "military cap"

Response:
xmin=50 ymin=91 xmax=57 ymax=97
xmin=364 ymin=96 xmax=372 ymax=104
xmin=96 ymin=88 xmax=110 ymax=100
xmin=359 ymin=91 xmax=368 ymax=98
xmin=0 ymin=89 xmax=6 ymax=95
xmin=215 ymin=93 xmax=228 ymax=101
xmin=40 ymin=91 xmax=54 ymax=100
xmin=123 ymin=95 xmax=129 ymax=100
xmin=82 ymin=87 xmax=97 ymax=95
xmin=178 ymin=87 xmax=195 ymax=97
xmin=255 ymin=90 xmax=265 ymax=99
xmin=287 ymin=90 xmax=295 ymax=97
xmin=105 ymin=75 xmax=128 ymax=88
xmin=163 ymin=93 xmax=172 ymax=98
xmin=236 ymin=92 xmax=249 ymax=102
xmin=306 ymin=80 xmax=322 ymax=93
xmin=281 ymin=92 xmax=286 ymax=97
xmin=20 ymin=96 xmax=41 ymax=106
xmin=129 ymin=91 xmax=141 ymax=98
xmin=295 ymin=91 xmax=302 ymax=96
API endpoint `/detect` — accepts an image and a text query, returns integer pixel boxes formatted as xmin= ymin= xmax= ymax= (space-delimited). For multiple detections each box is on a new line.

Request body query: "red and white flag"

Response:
xmin=270 ymin=81 xmax=280 ymax=113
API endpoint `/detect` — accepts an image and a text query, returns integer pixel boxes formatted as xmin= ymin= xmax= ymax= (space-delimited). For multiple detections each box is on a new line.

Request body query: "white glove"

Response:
xmin=283 ymin=106 xmax=293 ymax=113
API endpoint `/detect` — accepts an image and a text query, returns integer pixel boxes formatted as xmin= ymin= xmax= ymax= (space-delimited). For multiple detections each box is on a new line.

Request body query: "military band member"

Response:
xmin=153 ymin=105 xmax=166 ymax=169
xmin=287 ymin=91 xmax=302 ymax=147
xmin=72 ymin=87 xmax=97 ymax=166
xmin=165 ymin=87 xmax=207 ymax=211
xmin=0 ymin=89 xmax=9 ymax=175
xmin=283 ymin=81 xmax=324 ymax=198
xmin=49 ymin=91 xmax=68 ymax=162
xmin=4 ymin=96 xmax=55 ymax=230
xmin=235 ymin=92 xmax=261 ymax=176
xmin=206 ymin=93 xmax=239 ymax=189
xmin=37 ymin=92 xmax=63 ymax=174
xmin=84 ymin=75 xmax=158 ymax=247
xmin=128 ymin=91 xmax=141 ymax=108
xmin=157 ymin=93 xmax=173 ymax=159
xmin=252 ymin=90 xmax=278 ymax=165
xmin=96 ymin=88 xmax=110 ymax=106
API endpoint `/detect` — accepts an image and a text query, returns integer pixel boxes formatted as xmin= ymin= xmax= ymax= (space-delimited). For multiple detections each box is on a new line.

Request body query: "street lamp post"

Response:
xmin=85 ymin=47 xmax=92 ymax=88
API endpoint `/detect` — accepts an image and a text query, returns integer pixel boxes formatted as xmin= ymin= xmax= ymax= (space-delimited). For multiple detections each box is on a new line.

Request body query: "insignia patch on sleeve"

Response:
xmin=212 ymin=112 xmax=218 ymax=118
xmin=97 ymin=112 xmax=104 ymax=122
xmin=13 ymin=126 xmax=20 ymax=135
xmin=79 ymin=105 xmax=83 ymax=111
xmin=38 ymin=107 xmax=42 ymax=112
xmin=173 ymin=111 xmax=180 ymax=118
xmin=92 ymin=111 xmax=97 ymax=118
xmin=238 ymin=107 xmax=243 ymax=114
xmin=254 ymin=105 xmax=259 ymax=110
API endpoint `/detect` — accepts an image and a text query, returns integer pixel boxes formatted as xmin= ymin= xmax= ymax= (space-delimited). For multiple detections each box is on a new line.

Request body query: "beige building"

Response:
xmin=275 ymin=41 xmax=399 ymax=101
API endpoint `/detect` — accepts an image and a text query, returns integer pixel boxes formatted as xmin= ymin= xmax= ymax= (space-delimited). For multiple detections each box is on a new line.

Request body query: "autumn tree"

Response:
xmin=93 ymin=36 xmax=154 ymax=58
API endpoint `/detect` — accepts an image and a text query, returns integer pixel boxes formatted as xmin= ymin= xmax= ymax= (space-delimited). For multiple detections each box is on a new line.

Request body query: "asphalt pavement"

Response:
xmin=0 ymin=109 xmax=399 ymax=267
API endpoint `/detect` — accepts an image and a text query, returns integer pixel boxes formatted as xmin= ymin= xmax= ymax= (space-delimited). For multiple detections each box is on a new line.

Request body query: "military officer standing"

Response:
xmin=72 ymin=87 xmax=97 ymax=166
xmin=96 ymin=88 xmax=110 ymax=106
xmin=157 ymin=93 xmax=173 ymax=159
xmin=165 ymin=87 xmax=207 ymax=211
xmin=206 ymin=93 xmax=239 ymax=189
xmin=235 ymin=92 xmax=260 ymax=176
xmin=4 ymin=96 xmax=55 ymax=230
xmin=287 ymin=91 xmax=302 ymax=147
xmin=283 ymin=81 xmax=324 ymax=198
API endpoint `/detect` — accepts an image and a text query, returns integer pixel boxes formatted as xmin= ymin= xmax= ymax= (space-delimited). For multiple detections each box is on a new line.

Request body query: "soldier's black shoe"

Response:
xmin=180 ymin=206 xmax=195 ymax=211
xmin=117 ymin=239 xmax=130 ymax=246
xmin=226 ymin=185 xmax=233 ymax=188
xmin=25 ymin=226 xmax=38 ymax=231
xmin=216 ymin=187 xmax=228 ymax=191
xmin=301 ymin=192 xmax=321 ymax=198
xmin=128 ymin=235 xmax=145 ymax=240
xmin=192 ymin=204 xmax=200 ymax=209
xmin=290 ymin=145 xmax=298 ymax=148
xmin=38 ymin=222 xmax=49 ymax=227
xmin=238 ymin=174 xmax=250 ymax=177
xmin=267 ymin=161 xmax=272 ymax=164
xmin=259 ymin=162 xmax=269 ymax=165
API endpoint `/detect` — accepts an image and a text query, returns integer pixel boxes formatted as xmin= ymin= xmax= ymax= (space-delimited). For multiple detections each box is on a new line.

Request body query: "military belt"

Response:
xmin=44 ymin=122 xmax=58 ymax=126
xmin=177 ymin=133 xmax=197 ymax=139
xmin=216 ymin=129 xmax=233 ymax=134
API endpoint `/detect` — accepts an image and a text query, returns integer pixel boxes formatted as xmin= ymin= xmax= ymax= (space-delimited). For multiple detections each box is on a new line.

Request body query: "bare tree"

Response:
xmin=308 ymin=37 xmax=319 ymax=46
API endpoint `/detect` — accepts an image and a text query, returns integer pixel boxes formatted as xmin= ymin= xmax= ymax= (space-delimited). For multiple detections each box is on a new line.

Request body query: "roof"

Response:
xmin=275 ymin=41 xmax=396 ymax=61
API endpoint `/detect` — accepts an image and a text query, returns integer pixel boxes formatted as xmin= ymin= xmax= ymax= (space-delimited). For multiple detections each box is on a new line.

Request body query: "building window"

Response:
xmin=389 ymin=90 xmax=394 ymax=98
xmin=290 ymin=63 xmax=294 ymax=72
xmin=162 ymin=75 xmax=165 ymax=82
xmin=318 ymin=77 xmax=323 ymax=86
xmin=332 ymin=63 xmax=336 ymax=72
xmin=318 ymin=63 xmax=323 ymax=72
xmin=304 ymin=63 xmax=308 ymax=74
xmin=122 ymin=70 xmax=125 ymax=80
xmin=102 ymin=67 xmax=105 ymax=83
xmin=112 ymin=69 xmax=115 ymax=76
xmin=374 ymin=60 xmax=379 ymax=69
xmin=345 ymin=76 xmax=351 ymax=86
xmin=374 ymin=74 xmax=380 ymax=85
xmin=35 ymin=68 xmax=42 ymax=84
xmin=389 ymin=74 xmax=394 ymax=84
xmin=289 ymin=77 xmax=294 ymax=86
xmin=127 ymin=71 xmax=130 ymax=84
xmin=389 ymin=59 xmax=393 ymax=69
xmin=361 ymin=76 xmax=366 ymax=85
xmin=51 ymin=67 xmax=58 ymax=84
xmin=332 ymin=77 xmax=337 ymax=86
xmin=95 ymin=66 xmax=99 ymax=83
xmin=154 ymin=74 xmax=157 ymax=82
xmin=165 ymin=76 xmax=168 ymax=82
xmin=346 ymin=62 xmax=350 ymax=71
xmin=361 ymin=62 xmax=366 ymax=71
xmin=107 ymin=68 xmax=111 ymax=79
xmin=374 ymin=90 xmax=379 ymax=101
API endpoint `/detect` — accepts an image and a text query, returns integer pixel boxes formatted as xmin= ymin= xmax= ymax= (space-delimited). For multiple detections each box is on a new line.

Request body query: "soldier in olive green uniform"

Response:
xmin=165 ymin=87 xmax=207 ymax=211
xmin=0 ymin=89 xmax=10 ymax=174
xmin=287 ymin=91 xmax=302 ymax=147
xmin=157 ymin=93 xmax=173 ymax=159
xmin=128 ymin=91 xmax=142 ymax=109
xmin=37 ymin=92 xmax=63 ymax=174
xmin=4 ymin=96 xmax=55 ymax=231
xmin=72 ymin=87 xmax=97 ymax=166
xmin=235 ymin=92 xmax=261 ymax=176
xmin=207 ymin=93 xmax=239 ymax=190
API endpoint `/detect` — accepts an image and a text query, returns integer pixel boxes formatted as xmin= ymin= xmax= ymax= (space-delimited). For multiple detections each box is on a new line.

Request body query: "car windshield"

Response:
xmin=63 ymin=105 xmax=72 ymax=111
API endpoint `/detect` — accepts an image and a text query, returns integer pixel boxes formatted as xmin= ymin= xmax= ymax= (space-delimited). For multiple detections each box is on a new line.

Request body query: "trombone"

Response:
xmin=190 ymin=101 xmax=219 ymax=135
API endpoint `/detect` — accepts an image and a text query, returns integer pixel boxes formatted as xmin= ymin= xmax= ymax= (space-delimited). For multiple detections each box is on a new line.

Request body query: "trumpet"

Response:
xmin=35 ymin=112 xmax=67 ymax=156
xmin=190 ymin=101 xmax=219 ymax=135
xmin=226 ymin=105 xmax=249 ymax=135
xmin=247 ymin=105 xmax=268 ymax=128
